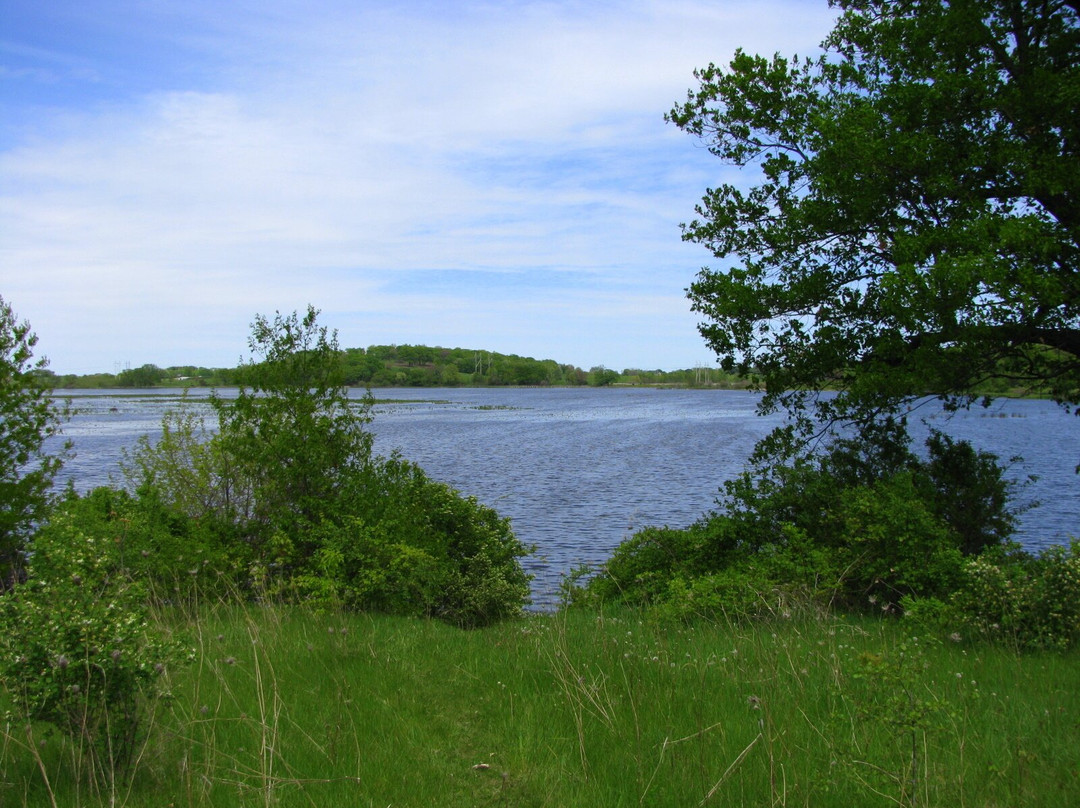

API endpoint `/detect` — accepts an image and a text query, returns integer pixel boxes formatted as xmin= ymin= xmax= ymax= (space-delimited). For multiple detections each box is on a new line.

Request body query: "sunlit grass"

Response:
xmin=2 ymin=601 xmax=1078 ymax=807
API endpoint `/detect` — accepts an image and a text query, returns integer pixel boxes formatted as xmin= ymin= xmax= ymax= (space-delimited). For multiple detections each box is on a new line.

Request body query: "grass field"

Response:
xmin=2 ymin=601 xmax=1078 ymax=807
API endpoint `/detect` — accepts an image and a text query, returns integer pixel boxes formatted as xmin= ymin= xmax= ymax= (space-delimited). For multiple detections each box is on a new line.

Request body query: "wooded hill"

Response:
xmin=38 ymin=344 xmax=750 ymax=389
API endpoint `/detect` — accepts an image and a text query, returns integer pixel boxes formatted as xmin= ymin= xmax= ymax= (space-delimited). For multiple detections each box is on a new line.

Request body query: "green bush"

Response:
xmin=718 ymin=423 xmax=1016 ymax=564
xmin=121 ymin=309 xmax=533 ymax=625
xmin=591 ymin=521 xmax=833 ymax=617
xmin=0 ymin=509 xmax=191 ymax=774
xmin=908 ymin=542 xmax=1080 ymax=651
xmin=584 ymin=424 xmax=1015 ymax=619
xmin=212 ymin=306 xmax=376 ymax=561
xmin=43 ymin=487 xmax=248 ymax=607
xmin=120 ymin=401 xmax=255 ymax=524
xmin=290 ymin=455 xmax=532 ymax=627
xmin=830 ymin=472 xmax=964 ymax=604
xmin=586 ymin=525 xmax=705 ymax=606
xmin=920 ymin=431 xmax=1021 ymax=556
xmin=0 ymin=296 xmax=69 ymax=585
xmin=653 ymin=565 xmax=810 ymax=623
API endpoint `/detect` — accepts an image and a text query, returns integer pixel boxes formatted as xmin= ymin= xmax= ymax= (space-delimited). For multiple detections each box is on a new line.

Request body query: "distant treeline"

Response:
xmin=38 ymin=344 xmax=751 ymax=390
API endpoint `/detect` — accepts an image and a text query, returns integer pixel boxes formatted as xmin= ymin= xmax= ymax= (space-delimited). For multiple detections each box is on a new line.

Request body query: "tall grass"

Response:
xmin=2 ymin=600 xmax=1078 ymax=806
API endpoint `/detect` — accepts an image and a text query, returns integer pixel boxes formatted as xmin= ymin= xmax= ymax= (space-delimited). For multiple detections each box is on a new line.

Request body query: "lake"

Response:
xmin=50 ymin=387 xmax=1079 ymax=608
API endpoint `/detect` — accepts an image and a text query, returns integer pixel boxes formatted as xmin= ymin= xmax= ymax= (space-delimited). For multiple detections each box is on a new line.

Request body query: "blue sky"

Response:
xmin=2 ymin=0 xmax=835 ymax=374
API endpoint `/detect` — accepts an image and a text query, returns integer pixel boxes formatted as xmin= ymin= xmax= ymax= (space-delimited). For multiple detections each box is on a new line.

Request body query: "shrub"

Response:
xmin=43 ymin=486 xmax=248 ymax=607
xmin=584 ymin=424 xmax=1015 ymax=620
xmin=120 ymin=309 xmax=533 ymax=626
xmin=120 ymin=401 xmax=255 ymax=524
xmin=829 ymin=472 xmax=964 ymax=605
xmin=920 ymin=430 xmax=1020 ymax=556
xmin=653 ymin=566 xmax=810 ymax=623
xmin=913 ymin=541 xmax=1080 ymax=650
xmin=718 ymin=423 xmax=1017 ymax=565
xmin=291 ymin=455 xmax=533 ymax=627
xmin=0 ymin=509 xmax=191 ymax=774
xmin=211 ymin=306 xmax=376 ymax=562
xmin=586 ymin=525 xmax=705 ymax=606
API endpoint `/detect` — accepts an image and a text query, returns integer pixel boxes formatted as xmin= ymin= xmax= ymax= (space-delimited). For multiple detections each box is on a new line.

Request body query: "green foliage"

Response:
xmin=740 ymin=422 xmax=1016 ymax=559
xmin=671 ymin=0 xmax=1080 ymax=427
xmin=116 ymin=364 xmax=167 ymax=387
xmin=0 ymin=296 xmax=68 ymax=585
xmin=0 ymin=507 xmax=191 ymax=774
xmin=211 ymin=306 xmax=375 ymax=561
xmin=44 ymin=487 xmax=247 ymax=606
xmin=121 ymin=400 xmax=255 ymax=524
xmin=907 ymin=541 xmax=1080 ymax=650
xmin=587 ymin=366 xmax=620 ymax=386
xmin=652 ymin=565 xmax=808 ymax=624
xmin=585 ymin=426 xmax=1018 ymax=616
xmin=45 ymin=340 xmax=754 ymax=390
xmin=718 ymin=424 xmax=1015 ymax=601
xmin=830 ymin=472 xmax=963 ymax=602
xmin=923 ymin=430 xmax=1020 ymax=555
xmin=594 ymin=521 xmax=832 ymax=623
xmin=586 ymin=526 xmax=705 ymax=606
xmin=43 ymin=365 xmax=242 ymax=389
xmin=353 ymin=344 xmax=589 ymax=387
xmin=289 ymin=454 xmax=532 ymax=627
xmin=121 ymin=307 xmax=532 ymax=625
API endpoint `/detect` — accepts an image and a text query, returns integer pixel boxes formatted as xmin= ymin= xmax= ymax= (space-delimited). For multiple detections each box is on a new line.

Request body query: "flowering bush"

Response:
xmin=45 ymin=486 xmax=248 ymax=608
xmin=0 ymin=509 xmax=192 ymax=773
xmin=947 ymin=542 xmax=1080 ymax=650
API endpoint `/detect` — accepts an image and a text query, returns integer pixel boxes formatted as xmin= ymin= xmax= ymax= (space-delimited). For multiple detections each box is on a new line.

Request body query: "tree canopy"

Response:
xmin=213 ymin=305 xmax=375 ymax=540
xmin=670 ymin=0 xmax=1079 ymax=427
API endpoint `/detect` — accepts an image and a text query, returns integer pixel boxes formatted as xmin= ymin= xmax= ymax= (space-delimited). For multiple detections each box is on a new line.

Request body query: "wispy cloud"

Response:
xmin=1 ymin=0 xmax=835 ymax=373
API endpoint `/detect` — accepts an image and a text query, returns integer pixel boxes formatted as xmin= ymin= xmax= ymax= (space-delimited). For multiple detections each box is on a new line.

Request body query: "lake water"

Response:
xmin=50 ymin=388 xmax=1079 ymax=608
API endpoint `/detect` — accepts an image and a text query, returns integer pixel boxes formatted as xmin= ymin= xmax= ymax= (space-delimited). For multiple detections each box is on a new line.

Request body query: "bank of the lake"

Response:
xmin=52 ymin=387 xmax=1080 ymax=608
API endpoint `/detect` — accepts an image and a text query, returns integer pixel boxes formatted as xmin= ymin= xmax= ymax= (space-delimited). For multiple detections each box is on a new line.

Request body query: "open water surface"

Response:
xmin=51 ymin=387 xmax=1079 ymax=608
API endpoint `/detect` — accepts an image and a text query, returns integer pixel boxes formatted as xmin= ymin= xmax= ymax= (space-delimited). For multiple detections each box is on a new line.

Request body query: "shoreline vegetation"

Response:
xmin=37 ymin=343 xmax=1049 ymax=399
xmin=36 ymin=343 xmax=752 ymax=390
xmin=4 ymin=312 xmax=1078 ymax=807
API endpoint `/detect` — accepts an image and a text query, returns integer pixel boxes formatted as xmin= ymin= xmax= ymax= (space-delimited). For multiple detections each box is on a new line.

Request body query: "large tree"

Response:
xmin=670 ymin=0 xmax=1079 ymax=428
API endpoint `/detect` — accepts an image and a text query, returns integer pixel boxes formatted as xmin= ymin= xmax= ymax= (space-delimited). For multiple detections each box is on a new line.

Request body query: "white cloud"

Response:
xmin=1 ymin=0 xmax=836 ymax=373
